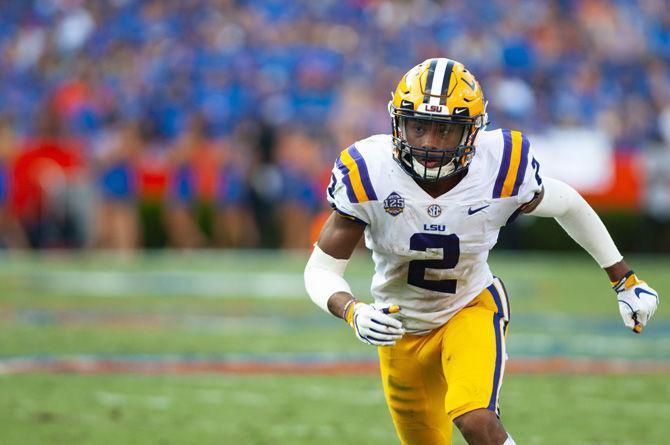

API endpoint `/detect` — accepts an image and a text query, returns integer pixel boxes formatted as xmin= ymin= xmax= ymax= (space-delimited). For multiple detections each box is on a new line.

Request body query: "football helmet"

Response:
xmin=389 ymin=58 xmax=488 ymax=181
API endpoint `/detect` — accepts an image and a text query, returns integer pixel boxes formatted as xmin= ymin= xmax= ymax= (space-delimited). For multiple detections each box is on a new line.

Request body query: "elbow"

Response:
xmin=528 ymin=177 xmax=579 ymax=218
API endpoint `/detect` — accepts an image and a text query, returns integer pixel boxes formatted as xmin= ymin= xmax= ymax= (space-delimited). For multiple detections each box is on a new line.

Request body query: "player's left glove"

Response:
xmin=612 ymin=271 xmax=659 ymax=333
xmin=343 ymin=301 xmax=405 ymax=346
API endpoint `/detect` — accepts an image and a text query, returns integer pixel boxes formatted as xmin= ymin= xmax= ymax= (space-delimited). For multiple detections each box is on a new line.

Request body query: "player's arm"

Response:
xmin=304 ymin=212 xmax=405 ymax=346
xmin=522 ymin=177 xmax=659 ymax=333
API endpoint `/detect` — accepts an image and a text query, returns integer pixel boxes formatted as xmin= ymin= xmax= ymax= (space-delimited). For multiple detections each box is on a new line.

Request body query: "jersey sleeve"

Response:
xmin=491 ymin=129 xmax=543 ymax=206
xmin=326 ymin=144 xmax=378 ymax=226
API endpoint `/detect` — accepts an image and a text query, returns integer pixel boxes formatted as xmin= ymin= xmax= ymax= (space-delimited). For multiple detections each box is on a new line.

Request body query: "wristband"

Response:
xmin=343 ymin=300 xmax=357 ymax=326
xmin=611 ymin=270 xmax=636 ymax=291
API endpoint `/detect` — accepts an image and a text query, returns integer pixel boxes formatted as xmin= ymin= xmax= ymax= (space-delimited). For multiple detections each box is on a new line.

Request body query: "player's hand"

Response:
xmin=344 ymin=302 xmax=405 ymax=346
xmin=612 ymin=272 xmax=659 ymax=333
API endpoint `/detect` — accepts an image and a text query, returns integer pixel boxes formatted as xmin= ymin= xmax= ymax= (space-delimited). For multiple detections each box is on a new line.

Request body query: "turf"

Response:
xmin=1 ymin=252 xmax=668 ymax=359
xmin=1 ymin=374 xmax=668 ymax=444
xmin=0 ymin=251 xmax=669 ymax=444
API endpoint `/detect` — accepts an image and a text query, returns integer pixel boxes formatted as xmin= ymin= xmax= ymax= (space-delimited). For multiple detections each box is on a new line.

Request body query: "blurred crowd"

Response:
xmin=0 ymin=0 xmax=669 ymax=250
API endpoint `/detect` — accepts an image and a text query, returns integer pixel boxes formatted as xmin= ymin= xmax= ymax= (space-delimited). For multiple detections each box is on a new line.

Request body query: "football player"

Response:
xmin=304 ymin=58 xmax=659 ymax=445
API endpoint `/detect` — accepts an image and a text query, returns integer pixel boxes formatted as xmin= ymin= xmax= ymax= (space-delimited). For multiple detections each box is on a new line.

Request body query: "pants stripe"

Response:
xmin=486 ymin=279 xmax=509 ymax=413
xmin=492 ymin=277 xmax=511 ymax=322
xmin=487 ymin=312 xmax=504 ymax=412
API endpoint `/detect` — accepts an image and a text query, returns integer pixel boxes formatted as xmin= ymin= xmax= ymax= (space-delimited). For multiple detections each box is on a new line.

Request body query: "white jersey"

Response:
xmin=327 ymin=129 xmax=543 ymax=333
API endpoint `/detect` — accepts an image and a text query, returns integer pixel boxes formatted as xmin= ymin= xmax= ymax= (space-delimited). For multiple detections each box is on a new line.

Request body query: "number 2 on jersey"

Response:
xmin=407 ymin=233 xmax=460 ymax=293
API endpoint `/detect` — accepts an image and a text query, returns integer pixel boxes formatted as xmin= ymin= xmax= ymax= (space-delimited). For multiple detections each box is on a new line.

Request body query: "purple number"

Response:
xmin=531 ymin=157 xmax=542 ymax=186
xmin=407 ymin=233 xmax=460 ymax=293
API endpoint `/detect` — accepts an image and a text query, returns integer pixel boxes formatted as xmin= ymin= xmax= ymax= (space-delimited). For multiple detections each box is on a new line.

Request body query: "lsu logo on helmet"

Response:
xmin=388 ymin=58 xmax=488 ymax=182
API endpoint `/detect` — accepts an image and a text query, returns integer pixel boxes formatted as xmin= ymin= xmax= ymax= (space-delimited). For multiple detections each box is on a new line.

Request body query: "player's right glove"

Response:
xmin=612 ymin=271 xmax=659 ymax=333
xmin=343 ymin=301 xmax=405 ymax=346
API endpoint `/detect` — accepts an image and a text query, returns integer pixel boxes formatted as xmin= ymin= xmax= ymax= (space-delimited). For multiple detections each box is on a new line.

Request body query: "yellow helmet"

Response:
xmin=388 ymin=58 xmax=488 ymax=181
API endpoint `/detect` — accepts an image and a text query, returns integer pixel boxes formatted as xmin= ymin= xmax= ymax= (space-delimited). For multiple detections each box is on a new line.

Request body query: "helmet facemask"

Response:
xmin=390 ymin=103 xmax=482 ymax=182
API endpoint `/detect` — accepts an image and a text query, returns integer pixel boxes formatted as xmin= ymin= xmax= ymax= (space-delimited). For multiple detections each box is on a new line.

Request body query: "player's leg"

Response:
xmin=442 ymin=278 xmax=512 ymax=445
xmin=378 ymin=328 xmax=453 ymax=445
xmin=453 ymin=409 xmax=511 ymax=445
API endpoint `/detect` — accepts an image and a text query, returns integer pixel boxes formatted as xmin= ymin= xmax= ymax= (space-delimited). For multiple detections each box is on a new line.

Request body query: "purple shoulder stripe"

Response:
xmin=335 ymin=157 xmax=359 ymax=203
xmin=492 ymin=130 xmax=512 ymax=198
xmin=510 ymin=133 xmax=530 ymax=197
xmin=347 ymin=145 xmax=378 ymax=201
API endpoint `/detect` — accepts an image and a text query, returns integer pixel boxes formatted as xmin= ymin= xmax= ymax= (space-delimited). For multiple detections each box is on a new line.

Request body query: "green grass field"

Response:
xmin=0 ymin=250 xmax=669 ymax=444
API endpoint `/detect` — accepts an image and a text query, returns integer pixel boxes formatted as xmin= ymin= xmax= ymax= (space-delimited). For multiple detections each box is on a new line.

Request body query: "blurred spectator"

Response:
xmin=0 ymin=117 xmax=28 ymax=249
xmin=275 ymin=127 xmax=325 ymax=249
xmin=164 ymin=115 xmax=207 ymax=249
xmin=247 ymin=121 xmax=281 ymax=247
xmin=214 ymin=121 xmax=259 ymax=248
xmin=92 ymin=118 xmax=142 ymax=251
xmin=12 ymin=104 xmax=88 ymax=248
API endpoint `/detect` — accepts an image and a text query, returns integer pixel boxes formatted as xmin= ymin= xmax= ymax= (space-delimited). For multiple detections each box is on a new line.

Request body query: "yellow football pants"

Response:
xmin=378 ymin=278 xmax=510 ymax=445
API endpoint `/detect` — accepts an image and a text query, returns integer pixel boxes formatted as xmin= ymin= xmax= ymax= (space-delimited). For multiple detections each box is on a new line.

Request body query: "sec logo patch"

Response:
xmin=427 ymin=204 xmax=442 ymax=218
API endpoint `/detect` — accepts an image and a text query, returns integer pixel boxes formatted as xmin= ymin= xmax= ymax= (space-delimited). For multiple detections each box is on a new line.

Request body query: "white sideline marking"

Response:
xmin=96 ymin=390 xmax=126 ymax=406
xmin=95 ymin=390 xmax=171 ymax=409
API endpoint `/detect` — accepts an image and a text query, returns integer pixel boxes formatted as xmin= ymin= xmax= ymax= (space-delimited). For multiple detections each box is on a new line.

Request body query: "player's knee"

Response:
xmin=453 ymin=408 xmax=507 ymax=445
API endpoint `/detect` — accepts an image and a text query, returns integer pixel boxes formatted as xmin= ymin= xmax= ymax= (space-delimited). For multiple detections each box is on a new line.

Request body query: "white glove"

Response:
xmin=344 ymin=302 xmax=405 ymax=346
xmin=613 ymin=272 xmax=659 ymax=333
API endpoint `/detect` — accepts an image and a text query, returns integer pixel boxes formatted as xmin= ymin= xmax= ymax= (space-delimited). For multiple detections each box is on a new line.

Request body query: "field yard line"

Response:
xmin=0 ymin=270 xmax=371 ymax=298
xmin=94 ymin=390 xmax=172 ymax=409
xmin=95 ymin=390 xmax=128 ymax=405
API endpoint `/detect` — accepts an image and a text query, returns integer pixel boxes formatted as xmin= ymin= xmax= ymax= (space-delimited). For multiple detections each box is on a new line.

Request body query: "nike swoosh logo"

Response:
xmin=634 ymin=288 xmax=658 ymax=299
xmin=468 ymin=205 xmax=490 ymax=215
